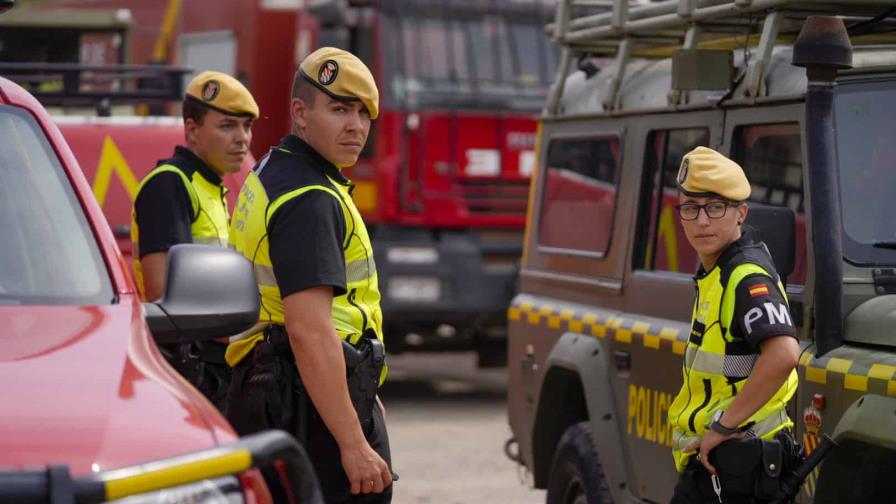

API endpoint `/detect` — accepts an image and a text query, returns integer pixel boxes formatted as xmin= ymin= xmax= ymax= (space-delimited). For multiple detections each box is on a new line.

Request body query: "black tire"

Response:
xmin=546 ymin=422 xmax=614 ymax=504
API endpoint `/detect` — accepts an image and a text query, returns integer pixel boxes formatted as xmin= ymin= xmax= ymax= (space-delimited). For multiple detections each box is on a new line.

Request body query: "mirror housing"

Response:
xmin=144 ymin=244 xmax=259 ymax=344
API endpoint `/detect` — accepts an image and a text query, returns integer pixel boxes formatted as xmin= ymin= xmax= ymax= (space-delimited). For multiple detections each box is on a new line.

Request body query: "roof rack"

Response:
xmin=0 ymin=63 xmax=191 ymax=114
xmin=545 ymin=0 xmax=896 ymax=113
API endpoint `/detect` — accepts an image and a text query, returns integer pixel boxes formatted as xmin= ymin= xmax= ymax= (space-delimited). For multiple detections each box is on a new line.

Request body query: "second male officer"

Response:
xmin=227 ymin=47 xmax=392 ymax=503
xmin=131 ymin=71 xmax=258 ymax=410
xmin=667 ymin=147 xmax=800 ymax=503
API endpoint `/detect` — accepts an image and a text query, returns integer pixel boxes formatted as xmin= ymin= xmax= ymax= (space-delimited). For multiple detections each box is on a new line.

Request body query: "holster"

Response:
xmin=227 ymin=325 xmax=385 ymax=443
xmin=709 ymin=433 xmax=792 ymax=500
xmin=342 ymin=329 xmax=386 ymax=432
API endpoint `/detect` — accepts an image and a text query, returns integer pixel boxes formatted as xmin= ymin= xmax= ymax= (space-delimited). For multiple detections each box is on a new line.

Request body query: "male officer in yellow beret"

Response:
xmin=667 ymin=147 xmax=800 ymax=503
xmin=131 ymin=71 xmax=258 ymax=410
xmin=226 ymin=47 xmax=392 ymax=503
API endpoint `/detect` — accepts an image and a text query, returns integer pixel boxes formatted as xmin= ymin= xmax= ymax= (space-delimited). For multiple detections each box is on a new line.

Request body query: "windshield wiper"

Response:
xmin=872 ymin=240 xmax=896 ymax=249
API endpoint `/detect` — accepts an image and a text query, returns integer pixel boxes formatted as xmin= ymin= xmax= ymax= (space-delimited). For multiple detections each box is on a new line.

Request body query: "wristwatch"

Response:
xmin=709 ymin=410 xmax=739 ymax=436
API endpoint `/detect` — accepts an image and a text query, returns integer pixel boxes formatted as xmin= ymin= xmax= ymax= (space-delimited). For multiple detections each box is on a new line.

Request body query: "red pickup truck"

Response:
xmin=0 ymin=55 xmax=321 ymax=504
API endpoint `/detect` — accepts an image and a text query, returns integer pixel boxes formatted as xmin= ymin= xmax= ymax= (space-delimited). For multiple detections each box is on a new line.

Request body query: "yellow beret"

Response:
xmin=677 ymin=146 xmax=751 ymax=201
xmin=299 ymin=47 xmax=379 ymax=120
xmin=185 ymin=71 xmax=259 ymax=119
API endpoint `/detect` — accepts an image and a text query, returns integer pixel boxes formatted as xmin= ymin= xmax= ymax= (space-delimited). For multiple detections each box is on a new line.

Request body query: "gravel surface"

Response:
xmin=379 ymin=352 xmax=546 ymax=504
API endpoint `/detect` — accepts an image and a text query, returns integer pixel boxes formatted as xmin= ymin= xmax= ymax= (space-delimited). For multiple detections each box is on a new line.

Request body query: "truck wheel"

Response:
xmin=546 ymin=422 xmax=613 ymax=504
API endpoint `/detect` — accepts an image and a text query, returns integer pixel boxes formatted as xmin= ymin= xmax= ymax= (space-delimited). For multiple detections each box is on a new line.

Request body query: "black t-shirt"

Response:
xmin=134 ymin=171 xmax=194 ymax=258
xmin=258 ymin=135 xmax=351 ymax=299
xmin=134 ymin=147 xmax=222 ymax=258
xmin=268 ymin=190 xmax=347 ymax=298
xmin=730 ymin=273 xmax=797 ymax=349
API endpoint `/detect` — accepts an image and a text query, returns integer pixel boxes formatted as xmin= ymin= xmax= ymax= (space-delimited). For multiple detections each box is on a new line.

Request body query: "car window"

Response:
xmin=636 ymin=128 xmax=709 ymax=273
xmin=538 ymin=136 xmax=620 ymax=255
xmin=834 ymin=79 xmax=896 ymax=266
xmin=0 ymin=105 xmax=113 ymax=305
xmin=730 ymin=123 xmax=807 ymax=286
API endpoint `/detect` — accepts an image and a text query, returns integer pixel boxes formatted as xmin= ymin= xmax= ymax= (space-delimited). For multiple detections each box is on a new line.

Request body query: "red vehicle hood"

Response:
xmin=0 ymin=297 xmax=237 ymax=476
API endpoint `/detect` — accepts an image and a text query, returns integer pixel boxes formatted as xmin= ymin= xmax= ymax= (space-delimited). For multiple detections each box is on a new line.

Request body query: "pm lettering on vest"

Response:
xmin=743 ymin=302 xmax=793 ymax=334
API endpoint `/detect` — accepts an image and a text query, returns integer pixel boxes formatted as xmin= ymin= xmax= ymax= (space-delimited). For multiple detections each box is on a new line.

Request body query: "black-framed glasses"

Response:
xmin=675 ymin=201 xmax=741 ymax=221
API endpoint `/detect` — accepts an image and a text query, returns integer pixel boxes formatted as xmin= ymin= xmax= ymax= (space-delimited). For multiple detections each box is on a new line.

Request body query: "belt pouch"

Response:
xmin=710 ymin=438 xmax=763 ymax=496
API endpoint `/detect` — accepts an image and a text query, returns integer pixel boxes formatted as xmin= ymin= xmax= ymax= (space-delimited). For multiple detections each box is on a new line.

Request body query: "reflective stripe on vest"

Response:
xmin=131 ymin=164 xmax=229 ymax=300
xmin=667 ymin=260 xmax=798 ymax=473
xmin=225 ymin=162 xmax=384 ymax=373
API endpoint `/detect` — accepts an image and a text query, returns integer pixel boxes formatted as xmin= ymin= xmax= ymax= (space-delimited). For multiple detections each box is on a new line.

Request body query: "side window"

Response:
xmin=538 ymin=137 xmax=620 ymax=255
xmin=636 ymin=128 xmax=709 ymax=273
xmin=731 ymin=123 xmax=806 ymax=286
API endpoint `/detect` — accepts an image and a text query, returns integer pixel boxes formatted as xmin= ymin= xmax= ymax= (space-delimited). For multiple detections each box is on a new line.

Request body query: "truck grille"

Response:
xmin=459 ymin=179 xmax=530 ymax=216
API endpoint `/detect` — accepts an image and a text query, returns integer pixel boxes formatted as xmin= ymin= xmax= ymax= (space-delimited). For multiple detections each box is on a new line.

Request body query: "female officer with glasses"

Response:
xmin=667 ymin=147 xmax=801 ymax=503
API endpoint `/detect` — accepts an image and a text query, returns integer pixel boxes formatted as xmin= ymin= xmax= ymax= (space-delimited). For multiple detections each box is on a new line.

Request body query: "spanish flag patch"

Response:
xmin=749 ymin=283 xmax=769 ymax=298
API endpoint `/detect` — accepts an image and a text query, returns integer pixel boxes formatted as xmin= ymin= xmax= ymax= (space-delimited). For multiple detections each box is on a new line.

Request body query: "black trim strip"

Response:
xmin=688 ymin=378 xmax=713 ymax=433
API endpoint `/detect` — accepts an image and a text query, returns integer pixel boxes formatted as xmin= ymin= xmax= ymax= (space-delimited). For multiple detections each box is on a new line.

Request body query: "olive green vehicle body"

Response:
xmin=506 ymin=2 xmax=896 ymax=503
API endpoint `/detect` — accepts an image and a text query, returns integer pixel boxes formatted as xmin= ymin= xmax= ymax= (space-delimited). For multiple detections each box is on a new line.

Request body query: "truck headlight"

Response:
xmin=108 ymin=476 xmax=243 ymax=504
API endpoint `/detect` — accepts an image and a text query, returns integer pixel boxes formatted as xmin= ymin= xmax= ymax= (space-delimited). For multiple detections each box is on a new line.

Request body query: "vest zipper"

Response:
xmin=347 ymin=288 xmax=369 ymax=332
xmin=688 ymin=378 xmax=713 ymax=433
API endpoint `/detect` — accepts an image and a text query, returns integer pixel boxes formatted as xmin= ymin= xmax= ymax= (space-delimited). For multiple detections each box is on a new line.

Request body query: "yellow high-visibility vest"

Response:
xmin=226 ymin=143 xmax=384 ymax=377
xmin=668 ymin=241 xmax=798 ymax=473
xmin=131 ymin=162 xmax=229 ymax=300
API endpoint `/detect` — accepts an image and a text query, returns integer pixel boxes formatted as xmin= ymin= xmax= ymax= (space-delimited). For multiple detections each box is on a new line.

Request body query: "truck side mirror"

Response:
xmin=144 ymin=244 xmax=259 ymax=344
xmin=744 ymin=203 xmax=796 ymax=281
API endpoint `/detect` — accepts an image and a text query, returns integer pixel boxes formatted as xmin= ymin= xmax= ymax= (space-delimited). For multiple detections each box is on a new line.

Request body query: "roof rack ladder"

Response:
xmin=668 ymin=25 xmax=704 ymax=105
xmin=743 ymin=11 xmax=782 ymax=97
xmin=612 ymin=0 xmax=629 ymax=29
xmin=547 ymin=0 xmax=575 ymax=114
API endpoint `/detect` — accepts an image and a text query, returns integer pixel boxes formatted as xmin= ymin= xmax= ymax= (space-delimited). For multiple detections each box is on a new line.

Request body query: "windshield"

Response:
xmin=381 ymin=9 xmax=557 ymax=112
xmin=834 ymin=79 xmax=896 ymax=266
xmin=0 ymin=105 xmax=113 ymax=305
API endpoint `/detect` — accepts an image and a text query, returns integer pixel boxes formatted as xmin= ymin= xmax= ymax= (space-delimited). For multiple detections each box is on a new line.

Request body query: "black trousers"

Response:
xmin=160 ymin=341 xmax=230 ymax=412
xmin=226 ymin=340 xmax=392 ymax=504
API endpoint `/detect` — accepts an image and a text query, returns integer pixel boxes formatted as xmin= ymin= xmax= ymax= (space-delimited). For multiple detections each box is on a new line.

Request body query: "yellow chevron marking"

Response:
xmin=805 ymin=366 xmax=827 ymax=384
xmin=672 ymin=341 xmax=686 ymax=355
xmin=799 ymin=352 xmax=813 ymax=367
xmin=519 ymin=301 xmax=534 ymax=311
xmin=548 ymin=315 xmax=562 ymax=329
xmin=632 ymin=321 xmax=651 ymax=334
xmin=569 ymin=319 xmax=583 ymax=333
xmin=508 ymin=307 xmax=522 ymax=321
xmin=527 ymin=310 xmax=540 ymax=325
xmin=644 ymin=334 xmax=661 ymax=349
xmin=869 ymin=364 xmax=896 ymax=381
xmin=559 ymin=309 xmax=575 ymax=320
xmin=844 ymin=374 xmax=869 ymax=392
xmin=582 ymin=313 xmax=599 ymax=325
xmin=538 ymin=305 xmax=554 ymax=316
xmin=591 ymin=323 xmax=607 ymax=338
xmin=613 ymin=317 xmax=632 ymax=343
xmin=659 ymin=327 xmax=679 ymax=340
xmin=827 ymin=358 xmax=853 ymax=374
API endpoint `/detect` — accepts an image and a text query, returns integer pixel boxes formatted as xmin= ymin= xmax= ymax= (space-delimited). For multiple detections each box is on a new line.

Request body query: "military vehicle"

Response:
xmin=505 ymin=1 xmax=896 ymax=502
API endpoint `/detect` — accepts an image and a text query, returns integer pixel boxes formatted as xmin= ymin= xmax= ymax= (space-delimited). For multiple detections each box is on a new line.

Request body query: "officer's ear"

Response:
xmin=184 ymin=117 xmax=199 ymax=145
xmin=291 ymin=97 xmax=308 ymax=131
xmin=737 ymin=202 xmax=749 ymax=225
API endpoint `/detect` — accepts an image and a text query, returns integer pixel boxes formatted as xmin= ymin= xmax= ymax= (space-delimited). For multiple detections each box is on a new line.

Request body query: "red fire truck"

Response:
xmin=5 ymin=0 xmax=556 ymax=363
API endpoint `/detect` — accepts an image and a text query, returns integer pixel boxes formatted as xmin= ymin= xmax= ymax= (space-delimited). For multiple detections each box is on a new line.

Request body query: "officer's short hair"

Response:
xmin=182 ymin=97 xmax=210 ymax=125
xmin=291 ymin=71 xmax=317 ymax=107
